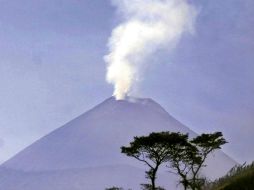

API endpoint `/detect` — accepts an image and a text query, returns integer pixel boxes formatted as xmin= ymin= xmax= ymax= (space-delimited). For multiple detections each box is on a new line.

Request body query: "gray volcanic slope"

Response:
xmin=0 ymin=97 xmax=237 ymax=190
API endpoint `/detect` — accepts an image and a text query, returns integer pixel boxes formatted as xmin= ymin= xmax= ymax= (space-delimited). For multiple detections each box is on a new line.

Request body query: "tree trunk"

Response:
xmin=150 ymin=166 xmax=159 ymax=190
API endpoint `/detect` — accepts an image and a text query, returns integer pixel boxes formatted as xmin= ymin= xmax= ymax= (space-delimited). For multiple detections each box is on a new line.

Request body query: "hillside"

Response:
xmin=205 ymin=162 xmax=254 ymax=190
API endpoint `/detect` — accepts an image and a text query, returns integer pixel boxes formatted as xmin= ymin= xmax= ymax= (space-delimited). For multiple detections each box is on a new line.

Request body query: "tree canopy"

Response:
xmin=121 ymin=131 xmax=227 ymax=190
xmin=167 ymin=132 xmax=227 ymax=190
xmin=121 ymin=132 xmax=188 ymax=190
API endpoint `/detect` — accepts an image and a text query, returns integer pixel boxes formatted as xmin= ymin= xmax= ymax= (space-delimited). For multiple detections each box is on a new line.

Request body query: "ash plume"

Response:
xmin=104 ymin=0 xmax=197 ymax=100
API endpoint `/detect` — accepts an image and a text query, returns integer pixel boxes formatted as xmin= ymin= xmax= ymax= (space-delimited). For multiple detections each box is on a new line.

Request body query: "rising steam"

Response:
xmin=104 ymin=0 xmax=197 ymax=100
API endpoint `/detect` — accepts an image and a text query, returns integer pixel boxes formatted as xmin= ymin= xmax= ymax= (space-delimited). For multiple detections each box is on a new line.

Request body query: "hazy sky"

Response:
xmin=0 ymin=0 xmax=253 ymax=164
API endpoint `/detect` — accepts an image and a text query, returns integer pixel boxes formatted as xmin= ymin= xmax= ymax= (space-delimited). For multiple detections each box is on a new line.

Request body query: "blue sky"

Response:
xmin=0 ymin=0 xmax=253 ymax=164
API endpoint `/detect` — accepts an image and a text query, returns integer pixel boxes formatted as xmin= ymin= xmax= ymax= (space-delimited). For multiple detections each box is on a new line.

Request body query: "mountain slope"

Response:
xmin=0 ymin=97 xmax=237 ymax=189
xmin=2 ymin=97 xmax=196 ymax=171
xmin=0 ymin=165 xmax=177 ymax=190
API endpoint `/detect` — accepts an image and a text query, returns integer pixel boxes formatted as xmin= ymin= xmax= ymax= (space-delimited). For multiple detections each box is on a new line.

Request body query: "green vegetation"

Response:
xmin=121 ymin=131 xmax=226 ymax=190
xmin=204 ymin=162 xmax=254 ymax=190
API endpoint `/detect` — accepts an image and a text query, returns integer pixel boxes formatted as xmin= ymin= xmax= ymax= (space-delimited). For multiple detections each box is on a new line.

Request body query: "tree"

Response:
xmin=121 ymin=132 xmax=188 ymax=190
xmin=190 ymin=132 xmax=227 ymax=189
xmin=167 ymin=132 xmax=227 ymax=190
xmin=121 ymin=131 xmax=227 ymax=190
xmin=105 ymin=187 xmax=124 ymax=190
xmin=167 ymin=136 xmax=199 ymax=190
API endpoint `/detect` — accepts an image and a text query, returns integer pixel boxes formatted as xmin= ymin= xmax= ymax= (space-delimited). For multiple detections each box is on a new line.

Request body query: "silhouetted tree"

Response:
xmin=121 ymin=131 xmax=226 ymax=190
xmin=121 ymin=132 xmax=188 ymax=190
xmin=167 ymin=132 xmax=227 ymax=190
xmin=166 ymin=136 xmax=199 ymax=190
xmin=191 ymin=132 xmax=227 ymax=189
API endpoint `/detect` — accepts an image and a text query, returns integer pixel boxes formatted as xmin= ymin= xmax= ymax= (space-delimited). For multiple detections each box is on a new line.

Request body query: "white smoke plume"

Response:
xmin=105 ymin=0 xmax=197 ymax=100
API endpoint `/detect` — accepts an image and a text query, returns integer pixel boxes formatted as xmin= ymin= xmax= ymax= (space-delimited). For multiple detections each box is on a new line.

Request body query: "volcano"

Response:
xmin=0 ymin=97 xmax=237 ymax=190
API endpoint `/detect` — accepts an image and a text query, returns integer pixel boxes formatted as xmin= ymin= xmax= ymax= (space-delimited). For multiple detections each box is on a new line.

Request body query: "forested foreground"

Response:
xmin=204 ymin=161 xmax=254 ymax=190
